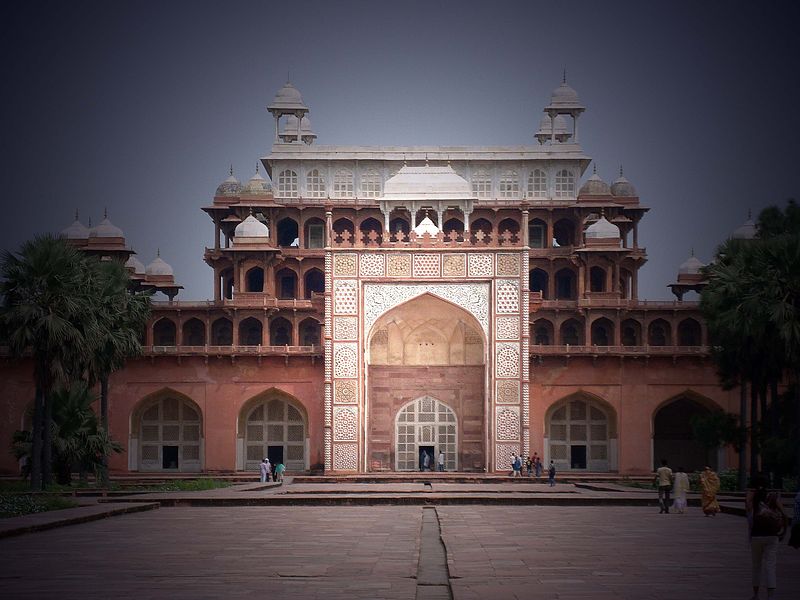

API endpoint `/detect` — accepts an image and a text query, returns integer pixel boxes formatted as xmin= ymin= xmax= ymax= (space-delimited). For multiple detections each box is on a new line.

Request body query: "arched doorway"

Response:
xmin=396 ymin=396 xmax=457 ymax=471
xmin=653 ymin=395 xmax=717 ymax=472
xmin=241 ymin=395 xmax=307 ymax=472
xmin=546 ymin=395 xmax=616 ymax=471
xmin=132 ymin=393 xmax=202 ymax=472
xmin=367 ymin=293 xmax=486 ymax=471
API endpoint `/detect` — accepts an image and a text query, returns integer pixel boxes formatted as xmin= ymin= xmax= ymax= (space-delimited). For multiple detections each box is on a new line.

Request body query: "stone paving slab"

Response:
xmin=0 ymin=501 xmax=159 ymax=538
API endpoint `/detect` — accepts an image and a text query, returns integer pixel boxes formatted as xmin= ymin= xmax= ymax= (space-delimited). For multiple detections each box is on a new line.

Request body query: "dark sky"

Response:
xmin=2 ymin=0 xmax=798 ymax=300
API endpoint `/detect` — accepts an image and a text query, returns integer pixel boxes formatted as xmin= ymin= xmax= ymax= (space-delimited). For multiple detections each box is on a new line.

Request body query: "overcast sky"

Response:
xmin=2 ymin=0 xmax=798 ymax=301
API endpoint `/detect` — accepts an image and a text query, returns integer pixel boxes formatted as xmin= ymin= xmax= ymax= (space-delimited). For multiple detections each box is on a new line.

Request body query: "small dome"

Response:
xmin=579 ymin=170 xmax=611 ymax=196
xmin=216 ymin=169 xmax=242 ymax=196
xmin=549 ymin=81 xmax=581 ymax=107
xmin=146 ymin=254 xmax=173 ymax=277
xmin=678 ymin=254 xmax=704 ymax=275
xmin=267 ymin=82 xmax=309 ymax=113
xmin=585 ymin=216 xmax=620 ymax=239
xmin=732 ymin=217 xmax=756 ymax=240
xmin=89 ymin=216 xmax=124 ymax=239
xmin=610 ymin=167 xmax=637 ymax=197
xmin=125 ymin=255 xmax=146 ymax=275
xmin=234 ymin=214 xmax=270 ymax=238
xmin=61 ymin=216 xmax=90 ymax=239
xmin=244 ymin=167 xmax=271 ymax=194
xmin=413 ymin=215 xmax=440 ymax=237
xmin=280 ymin=115 xmax=317 ymax=143
xmin=536 ymin=114 xmax=568 ymax=135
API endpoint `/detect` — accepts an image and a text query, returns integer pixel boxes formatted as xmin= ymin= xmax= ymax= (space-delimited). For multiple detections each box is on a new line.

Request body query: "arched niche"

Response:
xmin=182 ymin=318 xmax=205 ymax=346
xmin=153 ymin=318 xmax=176 ymax=346
xmin=653 ymin=392 xmax=719 ymax=472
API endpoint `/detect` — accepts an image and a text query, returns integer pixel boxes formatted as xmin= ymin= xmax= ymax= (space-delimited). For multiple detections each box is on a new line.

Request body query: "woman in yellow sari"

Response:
xmin=699 ymin=466 xmax=721 ymax=516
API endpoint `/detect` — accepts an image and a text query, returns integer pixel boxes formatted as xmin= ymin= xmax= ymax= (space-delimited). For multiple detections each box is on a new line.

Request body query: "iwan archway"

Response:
xmin=366 ymin=293 xmax=486 ymax=471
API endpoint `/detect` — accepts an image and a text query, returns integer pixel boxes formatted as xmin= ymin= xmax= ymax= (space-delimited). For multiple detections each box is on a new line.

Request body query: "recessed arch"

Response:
xmin=277 ymin=217 xmax=299 ymax=247
xmin=395 ymin=396 xmax=457 ymax=471
xmin=529 ymin=268 xmax=548 ymax=298
xmin=304 ymin=268 xmax=324 ymax=299
xmin=648 ymin=318 xmax=671 ymax=346
xmin=211 ymin=317 xmax=233 ymax=346
xmin=554 ymin=268 xmax=576 ymax=300
xmin=245 ymin=266 xmax=264 ymax=293
xmin=276 ymin=267 xmax=298 ymax=299
xmin=532 ymin=318 xmax=554 ymax=345
xmin=653 ymin=391 xmax=720 ymax=471
xmin=153 ymin=318 xmax=176 ymax=346
xmin=269 ymin=316 xmax=292 ymax=346
xmin=621 ymin=318 xmax=642 ymax=346
xmin=182 ymin=318 xmax=205 ymax=346
xmin=559 ymin=317 xmax=583 ymax=345
xmin=545 ymin=392 xmax=618 ymax=471
xmin=678 ymin=318 xmax=702 ymax=346
xmin=299 ymin=317 xmax=321 ymax=346
xmin=239 ymin=317 xmax=263 ymax=346
xmin=553 ymin=218 xmax=576 ymax=246
xmin=591 ymin=317 xmax=614 ymax=346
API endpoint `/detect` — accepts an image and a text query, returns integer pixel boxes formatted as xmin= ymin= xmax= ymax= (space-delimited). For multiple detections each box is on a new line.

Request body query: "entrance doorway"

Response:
xmin=396 ymin=396 xmax=457 ymax=471
xmin=570 ymin=445 xmax=587 ymax=470
xmin=162 ymin=445 xmax=179 ymax=470
xmin=418 ymin=446 xmax=435 ymax=471
xmin=267 ymin=445 xmax=284 ymax=466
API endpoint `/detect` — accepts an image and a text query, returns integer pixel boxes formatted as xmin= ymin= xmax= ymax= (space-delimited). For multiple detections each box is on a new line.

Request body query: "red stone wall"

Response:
xmin=367 ymin=365 xmax=486 ymax=471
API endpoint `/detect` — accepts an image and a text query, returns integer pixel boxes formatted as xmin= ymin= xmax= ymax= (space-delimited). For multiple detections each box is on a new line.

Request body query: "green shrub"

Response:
xmin=0 ymin=494 xmax=77 ymax=518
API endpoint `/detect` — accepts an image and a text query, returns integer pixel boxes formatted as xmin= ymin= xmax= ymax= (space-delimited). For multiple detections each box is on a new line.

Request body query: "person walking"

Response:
xmin=423 ymin=451 xmax=431 ymax=472
xmin=547 ymin=460 xmax=556 ymax=486
xmin=275 ymin=461 xmax=285 ymax=482
xmin=672 ymin=466 xmax=690 ymax=514
xmin=437 ymin=451 xmax=445 ymax=472
xmin=534 ymin=455 xmax=543 ymax=478
xmin=655 ymin=459 xmax=673 ymax=514
xmin=699 ymin=466 xmax=721 ymax=516
xmin=525 ymin=455 xmax=532 ymax=477
xmin=747 ymin=479 xmax=789 ymax=600
xmin=259 ymin=458 xmax=269 ymax=483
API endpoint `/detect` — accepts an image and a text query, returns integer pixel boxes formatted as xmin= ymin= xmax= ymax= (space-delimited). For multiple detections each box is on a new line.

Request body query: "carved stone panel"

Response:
xmin=468 ymin=253 xmax=493 ymax=278
xmin=333 ymin=280 xmax=358 ymax=315
xmin=359 ymin=253 xmax=385 ymax=277
xmin=333 ymin=253 xmax=357 ymax=277
xmin=442 ymin=253 xmax=466 ymax=277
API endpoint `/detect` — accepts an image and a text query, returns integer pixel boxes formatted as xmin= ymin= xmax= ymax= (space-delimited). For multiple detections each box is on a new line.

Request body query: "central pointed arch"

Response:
xmin=395 ymin=396 xmax=457 ymax=471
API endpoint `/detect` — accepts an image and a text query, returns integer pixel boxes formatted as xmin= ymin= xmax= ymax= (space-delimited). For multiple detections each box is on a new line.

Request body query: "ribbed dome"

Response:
xmin=216 ymin=171 xmax=242 ymax=196
xmin=146 ymin=254 xmax=173 ymax=276
xmin=235 ymin=214 xmax=270 ymax=238
xmin=382 ymin=165 xmax=472 ymax=201
xmin=413 ymin=215 xmax=440 ymax=237
xmin=244 ymin=168 xmax=271 ymax=194
xmin=267 ymin=82 xmax=309 ymax=113
xmin=61 ymin=217 xmax=90 ymax=240
xmin=125 ymin=255 xmax=146 ymax=275
xmin=89 ymin=216 xmax=124 ymax=239
xmin=732 ymin=218 xmax=756 ymax=240
xmin=579 ymin=170 xmax=611 ymax=196
xmin=585 ymin=216 xmax=620 ymax=239
xmin=610 ymin=167 xmax=637 ymax=197
xmin=549 ymin=82 xmax=581 ymax=108
xmin=678 ymin=254 xmax=704 ymax=275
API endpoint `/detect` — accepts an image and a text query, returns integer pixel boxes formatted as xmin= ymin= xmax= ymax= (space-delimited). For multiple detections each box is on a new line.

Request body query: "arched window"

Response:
xmin=277 ymin=169 xmax=298 ymax=198
xmin=527 ymin=169 xmax=547 ymax=198
xmin=333 ymin=218 xmax=355 ymax=245
xmin=360 ymin=170 xmax=381 ymax=198
xmin=333 ymin=169 xmax=354 ymax=198
xmin=555 ymin=268 xmax=576 ymax=300
xmin=304 ymin=268 xmax=325 ymax=298
xmin=244 ymin=397 xmax=306 ymax=471
xmin=621 ymin=319 xmax=642 ymax=346
xmin=139 ymin=396 xmax=202 ymax=472
xmin=653 ymin=395 xmax=717 ymax=471
xmin=529 ymin=218 xmax=547 ymax=248
xmin=277 ymin=218 xmax=299 ymax=247
xmin=648 ymin=319 xmax=670 ymax=346
xmin=395 ymin=396 xmax=457 ymax=471
xmin=276 ymin=268 xmax=298 ymax=299
xmin=305 ymin=169 xmax=326 ymax=198
xmin=590 ymin=266 xmax=606 ymax=292
xmin=239 ymin=317 xmax=262 ymax=346
xmin=498 ymin=170 xmax=519 ymax=198
xmin=560 ymin=318 xmax=583 ymax=345
xmin=390 ymin=217 xmax=410 ymax=241
xmin=299 ymin=318 xmax=321 ymax=346
xmin=548 ymin=397 xmax=612 ymax=471
xmin=359 ymin=217 xmax=383 ymax=245
xmin=220 ymin=268 xmax=233 ymax=300
xmin=471 ymin=170 xmax=492 ymax=198
xmin=678 ymin=318 xmax=702 ymax=346
xmin=442 ymin=218 xmax=464 ymax=241
xmin=555 ymin=169 xmax=575 ymax=198
xmin=269 ymin=317 xmax=292 ymax=346
xmin=532 ymin=319 xmax=553 ymax=345
xmin=182 ymin=318 xmax=205 ymax=346
xmin=245 ymin=267 xmax=264 ymax=293
xmin=153 ymin=318 xmax=176 ymax=346
xmin=211 ymin=317 xmax=233 ymax=346
xmin=497 ymin=218 xmax=520 ymax=243
xmin=553 ymin=218 xmax=575 ymax=246
xmin=304 ymin=217 xmax=325 ymax=249
xmin=591 ymin=318 xmax=613 ymax=346
xmin=529 ymin=268 xmax=548 ymax=298
xmin=470 ymin=218 xmax=493 ymax=244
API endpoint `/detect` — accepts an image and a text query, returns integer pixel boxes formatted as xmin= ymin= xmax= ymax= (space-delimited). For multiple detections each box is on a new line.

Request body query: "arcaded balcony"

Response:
xmin=330 ymin=227 xmax=523 ymax=248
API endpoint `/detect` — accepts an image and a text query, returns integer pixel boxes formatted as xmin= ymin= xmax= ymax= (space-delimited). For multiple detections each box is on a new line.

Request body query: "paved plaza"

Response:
xmin=1 ymin=504 xmax=798 ymax=599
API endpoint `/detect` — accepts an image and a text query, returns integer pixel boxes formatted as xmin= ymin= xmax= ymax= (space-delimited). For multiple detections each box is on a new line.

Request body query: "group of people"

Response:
xmin=654 ymin=460 xmax=721 ymax=516
xmin=259 ymin=458 xmax=285 ymax=483
xmin=510 ymin=452 xmax=556 ymax=486
xmin=419 ymin=450 xmax=446 ymax=472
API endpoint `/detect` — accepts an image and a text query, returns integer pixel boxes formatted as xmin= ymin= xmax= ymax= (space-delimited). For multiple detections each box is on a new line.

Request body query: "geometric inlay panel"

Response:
xmin=442 ymin=253 xmax=466 ymax=277
xmin=333 ymin=316 xmax=358 ymax=341
xmin=495 ymin=280 xmax=519 ymax=314
xmin=496 ymin=443 xmax=520 ymax=472
xmin=333 ymin=407 xmax=358 ymax=441
xmin=496 ymin=342 xmax=520 ymax=377
xmin=333 ymin=443 xmax=359 ymax=470
xmin=496 ymin=253 xmax=521 ymax=277
xmin=413 ymin=253 xmax=441 ymax=278
xmin=495 ymin=316 xmax=520 ymax=340
xmin=359 ymin=253 xmax=385 ymax=277
xmin=468 ymin=253 xmax=493 ymax=277
xmin=387 ymin=253 xmax=412 ymax=277
xmin=333 ymin=280 xmax=358 ymax=315
xmin=333 ymin=343 xmax=358 ymax=378
xmin=363 ymin=283 xmax=490 ymax=337
xmin=334 ymin=253 xmax=357 ymax=277
xmin=496 ymin=380 xmax=520 ymax=404
xmin=496 ymin=406 xmax=521 ymax=441
xmin=333 ymin=379 xmax=358 ymax=404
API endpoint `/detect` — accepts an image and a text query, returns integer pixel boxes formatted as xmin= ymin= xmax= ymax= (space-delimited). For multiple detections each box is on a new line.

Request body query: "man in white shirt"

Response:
xmin=655 ymin=458 xmax=673 ymax=514
xmin=437 ymin=451 xmax=445 ymax=472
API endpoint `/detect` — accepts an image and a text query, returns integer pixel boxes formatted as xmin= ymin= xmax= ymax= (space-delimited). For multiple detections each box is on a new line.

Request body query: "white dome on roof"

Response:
xmin=235 ymin=214 xmax=270 ymax=238
xmin=146 ymin=254 xmax=173 ymax=276
xmin=579 ymin=170 xmax=611 ymax=196
xmin=125 ymin=255 xmax=146 ymax=275
xmin=89 ymin=216 xmax=124 ymax=239
xmin=216 ymin=170 xmax=242 ymax=196
xmin=413 ymin=215 xmax=440 ymax=237
xmin=585 ymin=216 xmax=620 ymax=239
xmin=268 ymin=82 xmax=309 ymax=113
xmin=244 ymin=167 xmax=271 ymax=194
xmin=610 ymin=167 xmax=638 ymax=197
xmin=61 ymin=216 xmax=90 ymax=240
xmin=382 ymin=165 xmax=472 ymax=201
xmin=732 ymin=217 xmax=756 ymax=240
xmin=678 ymin=254 xmax=704 ymax=275
xmin=549 ymin=81 xmax=581 ymax=107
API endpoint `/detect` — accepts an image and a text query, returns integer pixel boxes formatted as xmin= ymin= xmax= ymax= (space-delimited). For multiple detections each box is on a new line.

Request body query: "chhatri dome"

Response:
xmin=578 ymin=166 xmax=611 ymax=196
xmin=89 ymin=211 xmax=124 ymax=239
xmin=61 ymin=210 xmax=90 ymax=240
xmin=124 ymin=254 xmax=146 ymax=275
xmin=235 ymin=213 xmax=270 ymax=238
xmin=678 ymin=251 xmax=704 ymax=276
xmin=244 ymin=164 xmax=271 ymax=194
xmin=732 ymin=212 xmax=756 ymax=239
xmin=146 ymin=251 xmax=174 ymax=277
xmin=610 ymin=166 xmax=638 ymax=197
xmin=216 ymin=167 xmax=242 ymax=196
xmin=268 ymin=81 xmax=309 ymax=113
xmin=585 ymin=215 xmax=620 ymax=239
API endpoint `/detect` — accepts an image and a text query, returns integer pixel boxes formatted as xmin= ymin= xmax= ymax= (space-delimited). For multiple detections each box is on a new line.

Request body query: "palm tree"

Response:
xmin=0 ymin=235 xmax=90 ymax=489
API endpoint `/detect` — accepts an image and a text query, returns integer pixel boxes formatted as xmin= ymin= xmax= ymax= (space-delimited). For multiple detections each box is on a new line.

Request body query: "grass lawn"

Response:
xmin=0 ymin=494 xmax=78 ymax=518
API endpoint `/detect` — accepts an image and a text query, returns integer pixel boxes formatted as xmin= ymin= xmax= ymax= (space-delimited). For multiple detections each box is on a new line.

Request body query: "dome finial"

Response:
xmin=229 ymin=164 xmax=234 ymax=177
xmin=691 ymin=247 xmax=695 ymax=257
xmin=748 ymin=208 xmax=752 ymax=219
xmin=255 ymin=162 xmax=259 ymax=174
xmin=74 ymin=208 xmax=79 ymax=221
xmin=157 ymin=247 xmax=160 ymax=258
xmin=88 ymin=216 xmax=92 ymax=227
xmin=104 ymin=207 xmax=108 ymax=219
xmin=563 ymin=68 xmax=567 ymax=84
xmin=619 ymin=164 xmax=624 ymax=177
xmin=593 ymin=164 xmax=597 ymax=175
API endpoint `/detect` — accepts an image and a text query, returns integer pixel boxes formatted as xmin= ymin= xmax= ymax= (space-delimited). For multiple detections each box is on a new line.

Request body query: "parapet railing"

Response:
xmin=530 ymin=344 xmax=709 ymax=356
xmin=532 ymin=299 xmax=700 ymax=309
xmin=143 ymin=345 xmax=323 ymax=356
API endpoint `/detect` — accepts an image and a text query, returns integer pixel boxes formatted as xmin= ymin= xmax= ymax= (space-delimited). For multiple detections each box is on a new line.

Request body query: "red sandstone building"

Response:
xmin=1 ymin=80 xmax=753 ymax=476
